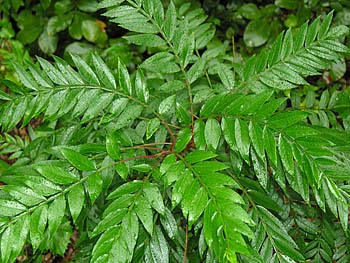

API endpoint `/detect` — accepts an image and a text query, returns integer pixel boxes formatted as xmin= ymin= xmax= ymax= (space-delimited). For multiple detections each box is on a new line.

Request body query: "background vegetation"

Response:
xmin=1 ymin=0 xmax=350 ymax=262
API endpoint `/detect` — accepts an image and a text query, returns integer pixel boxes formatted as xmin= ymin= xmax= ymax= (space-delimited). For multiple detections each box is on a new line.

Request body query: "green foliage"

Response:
xmin=1 ymin=0 xmax=350 ymax=262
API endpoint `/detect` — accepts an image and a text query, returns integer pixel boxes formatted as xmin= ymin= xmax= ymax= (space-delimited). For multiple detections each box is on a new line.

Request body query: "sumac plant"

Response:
xmin=1 ymin=0 xmax=350 ymax=262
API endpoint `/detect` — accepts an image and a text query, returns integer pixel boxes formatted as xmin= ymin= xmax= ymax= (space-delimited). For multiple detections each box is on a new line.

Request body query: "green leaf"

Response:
xmin=135 ymin=69 xmax=149 ymax=103
xmin=164 ymin=1 xmax=177 ymax=40
xmin=30 ymin=205 xmax=48 ymax=250
xmin=249 ymin=122 xmax=265 ymax=161
xmin=98 ymin=0 xmax=125 ymax=8
xmin=176 ymin=102 xmax=191 ymax=124
xmin=106 ymin=133 xmax=121 ymax=160
xmin=71 ymin=53 xmax=100 ymax=85
xmin=195 ymin=24 xmax=215 ymax=49
xmin=23 ymin=176 xmax=62 ymax=196
xmin=114 ymin=104 xmax=143 ymax=130
xmin=185 ymin=150 xmax=217 ymax=164
xmin=68 ymin=184 xmax=85 ymax=223
xmin=143 ymin=183 xmax=165 ymax=215
xmin=263 ymin=127 xmax=277 ymax=167
xmin=90 ymin=209 xmax=127 ymax=238
xmin=318 ymin=11 xmax=333 ymax=40
xmin=104 ymin=5 xmax=158 ymax=33
xmin=107 ymin=180 xmax=143 ymax=200
xmin=217 ymin=63 xmax=235 ymax=89
xmin=131 ymin=163 xmax=152 ymax=173
xmin=305 ymin=16 xmax=320 ymax=46
xmin=115 ymin=162 xmax=129 ymax=180
xmin=171 ymin=170 xmax=194 ymax=208
xmin=187 ymin=57 xmax=206 ymax=84
xmin=92 ymin=53 xmax=116 ymax=90
xmin=159 ymin=95 xmax=175 ymax=115
xmin=179 ymin=33 xmax=194 ymax=68
xmin=118 ymin=59 xmax=132 ymax=95
xmin=72 ymin=89 xmax=100 ymax=118
xmin=280 ymin=29 xmax=293 ymax=60
xmin=82 ymin=20 xmax=107 ymax=44
xmin=144 ymin=226 xmax=169 ymax=263
xmin=1 ymin=225 xmax=12 ymax=263
xmin=120 ymin=211 xmax=139 ymax=258
xmin=188 ymin=187 xmax=208 ymax=227
xmin=244 ymin=19 xmax=269 ymax=47
xmin=160 ymin=154 xmax=177 ymax=175
xmin=135 ymin=197 xmax=153 ymax=235
xmin=86 ymin=172 xmax=103 ymax=203
xmin=205 ymin=118 xmax=221 ymax=151
xmin=268 ymin=111 xmax=309 ymax=128
xmin=2 ymin=185 xmax=46 ymax=206
xmin=7 ymin=97 xmax=28 ymax=130
xmin=160 ymin=208 xmax=178 ymax=240
xmin=124 ymin=33 xmax=166 ymax=47
xmin=0 ymin=200 xmax=27 ymax=217
xmin=174 ymin=127 xmax=192 ymax=152
xmin=47 ymin=195 xmax=66 ymax=237
xmin=38 ymin=28 xmax=58 ymax=54
xmin=278 ymin=134 xmax=295 ymax=175
xmin=35 ymin=165 xmax=78 ymax=185
xmin=81 ymin=93 xmax=114 ymax=123
xmin=193 ymin=161 xmax=229 ymax=173
xmin=8 ymin=214 xmax=30 ymax=262
xmin=60 ymin=148 xmax=96 ymax=171
xmin=146 ymin=118 xmax=161 ymax=140
xmin=235 ymin=119 xmax=250 ymax=163
xmin=13 ymin=63 xmax=37 ymax=91
xmin=141 ymin=52 xmax=180 ymax=73
xmin=239 ymin=3 xmax=261 ymax=19
xmin=47 ymin=14 xmax=72 ymax=35
xmin=251 ymin=148 xmax=268 ymax=189
xmin=194 ymin=120 xmax=206 ymax=150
